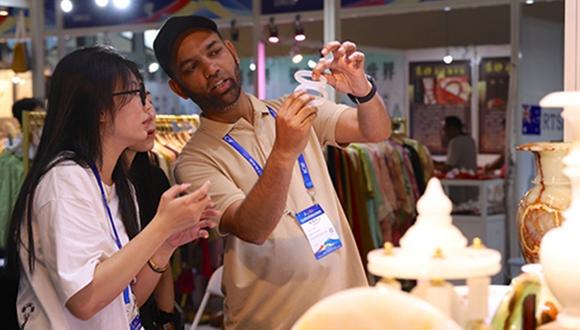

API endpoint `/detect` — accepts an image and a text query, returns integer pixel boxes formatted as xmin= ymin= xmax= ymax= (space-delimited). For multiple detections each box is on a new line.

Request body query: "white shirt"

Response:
xmin=17 ymin=160 xmax=140 ymax=329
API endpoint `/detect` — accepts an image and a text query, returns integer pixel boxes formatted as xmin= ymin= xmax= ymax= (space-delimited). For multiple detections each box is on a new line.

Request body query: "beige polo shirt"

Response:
xmin=174 ymin=94 xmax=368 ymax=330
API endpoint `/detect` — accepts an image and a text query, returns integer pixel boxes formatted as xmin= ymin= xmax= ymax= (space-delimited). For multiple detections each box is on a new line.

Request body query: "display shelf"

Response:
xmin=441 ymin=179 xmax=507 ymax=284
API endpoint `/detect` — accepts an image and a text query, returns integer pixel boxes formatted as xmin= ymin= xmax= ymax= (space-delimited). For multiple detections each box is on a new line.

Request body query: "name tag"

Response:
xmin=295 ymin=204 xmax=342 ymax=260
xmin=126 ymin=291 xmax=142 ymax=330
xmin=129 ymin=315 xmax=142 ymax=330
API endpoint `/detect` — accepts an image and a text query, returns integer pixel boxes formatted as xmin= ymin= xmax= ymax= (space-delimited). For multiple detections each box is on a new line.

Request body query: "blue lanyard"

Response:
xmin=89 ymin=163 xmax=131 ymax=305
xmin=222 ymin=106 xmax=314 ymax=191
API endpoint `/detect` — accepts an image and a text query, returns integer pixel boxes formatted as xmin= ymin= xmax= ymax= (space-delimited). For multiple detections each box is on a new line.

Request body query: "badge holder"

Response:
xmin=295 ymin=204 xmax=343 ymax=260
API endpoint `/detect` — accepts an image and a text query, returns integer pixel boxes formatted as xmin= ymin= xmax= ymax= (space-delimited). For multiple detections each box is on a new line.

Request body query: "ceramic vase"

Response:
xmin=516 ymin=142 xmax=571 ymax=263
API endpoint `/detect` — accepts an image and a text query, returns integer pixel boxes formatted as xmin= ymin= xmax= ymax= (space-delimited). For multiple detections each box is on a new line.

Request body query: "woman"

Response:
xmin=7 ymin=46 xmax=217 ymax=329
xmin=127 ymin=95 xmax=180 ymax=329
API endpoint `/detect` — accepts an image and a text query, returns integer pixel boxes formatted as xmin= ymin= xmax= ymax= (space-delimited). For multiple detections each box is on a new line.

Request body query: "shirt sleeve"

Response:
xmin=174 ymin=156 xmax=245 ymax=236
xmin=312 ymin=99 xmax=351 ymax=147
xmin=446 ymin=138 xmax=461 ymax=168
xmin=37 ymin=196 xmax=112 ymax=304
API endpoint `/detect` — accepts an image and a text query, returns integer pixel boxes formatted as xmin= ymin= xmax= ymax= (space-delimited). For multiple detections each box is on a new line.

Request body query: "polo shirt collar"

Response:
xmin=198 ymin=93 xmax=271 ymax=138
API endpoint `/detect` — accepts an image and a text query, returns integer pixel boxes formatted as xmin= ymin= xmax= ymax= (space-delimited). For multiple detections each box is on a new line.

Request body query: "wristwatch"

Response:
xmin=155 ymin=310 xmax=180 ymax=330
xmin=348 ymin=74 xmax=377 ymax=105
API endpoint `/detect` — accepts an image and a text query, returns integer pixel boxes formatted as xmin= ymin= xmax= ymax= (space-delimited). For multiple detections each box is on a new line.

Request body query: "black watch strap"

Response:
xmin=348 ymin=74 xmax=377 ymax=105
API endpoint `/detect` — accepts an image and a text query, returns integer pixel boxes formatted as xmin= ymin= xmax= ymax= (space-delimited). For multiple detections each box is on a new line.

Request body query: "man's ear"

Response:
xmin=168 ymin=79 xmax=190 ymax=100
xmin=224 ymin=40 xmax=240 ymax=65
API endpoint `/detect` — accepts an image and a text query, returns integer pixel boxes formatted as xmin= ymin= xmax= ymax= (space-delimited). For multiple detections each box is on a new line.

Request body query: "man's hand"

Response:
xmin=273 ymin=90 xmax=317 ymax=160
xmin=312 ymin=41 xmax=372 ymax=97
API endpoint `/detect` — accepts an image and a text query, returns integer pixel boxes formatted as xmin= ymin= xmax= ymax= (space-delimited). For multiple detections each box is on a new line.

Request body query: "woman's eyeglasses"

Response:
xmin=113 ymin=83 xmax=147 ymax=106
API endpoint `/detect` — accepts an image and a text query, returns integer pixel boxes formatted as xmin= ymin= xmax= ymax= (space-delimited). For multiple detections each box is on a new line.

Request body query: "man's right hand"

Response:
xmin=273 ymin=90 xmax=317 ymax=160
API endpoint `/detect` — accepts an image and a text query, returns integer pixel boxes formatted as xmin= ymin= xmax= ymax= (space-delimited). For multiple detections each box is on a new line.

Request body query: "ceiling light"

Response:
xmin=113 ymin=0 xmax=130 ymax=10
xmin=11 ymin=76 xmax=23 ymax=84
xmin=249 ymin=63 xmax=256 ymax=71
xmin=292 ymin=54 xmax=303 ymax=64
xmin=60 ymin=0 xmax=73 ymax=13
xmin=0 ymin=8 xmax=8 ymax=16
xmin=294 ymin=15 xmax=306 ymax=42
xmin=442 ymin=10 xmax=452 ymax=64
xmin=267 ymin=17 xmax=279 ymax=44
xmin=290 ymin=44 xmax=303 ymax=64
xmin=95 ymin=0 xmax=108 ymax=7
xmin=307 ymin=60 xmax=317 ymax=69
xmin=148 ymin=62 xmax=159 ymax=73
xmin=525 ymin=0 xmax=534 ymax=4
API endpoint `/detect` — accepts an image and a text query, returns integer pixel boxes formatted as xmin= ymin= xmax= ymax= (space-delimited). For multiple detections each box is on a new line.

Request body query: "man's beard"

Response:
xmin=182 ymin=64 xmax=243 ymax=113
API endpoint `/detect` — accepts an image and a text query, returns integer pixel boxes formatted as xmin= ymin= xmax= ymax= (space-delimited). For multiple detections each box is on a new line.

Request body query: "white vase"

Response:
xmin=540 ymin=142 xmax=580 ymax=329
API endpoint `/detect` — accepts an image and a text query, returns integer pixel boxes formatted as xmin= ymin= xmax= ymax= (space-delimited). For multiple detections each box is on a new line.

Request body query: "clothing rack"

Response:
xmin=326 ymin=137 xmax=433 ymax=262
xmin=156 ymin=114 xmax=200 ymax=128
xmin=20 ymin=112 xmax=201 ymax=175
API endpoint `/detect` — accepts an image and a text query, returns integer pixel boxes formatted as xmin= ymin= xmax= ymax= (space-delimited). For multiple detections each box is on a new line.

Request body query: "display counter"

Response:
xmin=441 ymin=178 xmax=507 ymax=283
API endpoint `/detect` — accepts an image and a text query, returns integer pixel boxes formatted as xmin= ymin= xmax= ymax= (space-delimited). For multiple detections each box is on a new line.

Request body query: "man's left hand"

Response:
xmin=312 ymin=41 xmax=372 ymax=97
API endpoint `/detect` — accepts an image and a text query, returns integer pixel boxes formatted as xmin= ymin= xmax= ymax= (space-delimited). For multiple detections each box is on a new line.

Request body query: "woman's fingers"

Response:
xmin=201 ymin=208 xmax=222 ymax=220
xmin=161 ymin=183 xmax=191 ymax=200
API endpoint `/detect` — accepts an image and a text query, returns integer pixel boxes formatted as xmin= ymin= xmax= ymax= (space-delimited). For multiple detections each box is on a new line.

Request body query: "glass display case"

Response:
xmin=441 ymin=178 xmax=507 ymax=283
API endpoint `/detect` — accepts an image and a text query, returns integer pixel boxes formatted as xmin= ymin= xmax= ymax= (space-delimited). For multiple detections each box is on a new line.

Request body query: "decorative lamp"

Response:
xmin=367 ymin=178 xmax=502 ymax=327
xmin=538 ymin=91 xmax=580 ymax=329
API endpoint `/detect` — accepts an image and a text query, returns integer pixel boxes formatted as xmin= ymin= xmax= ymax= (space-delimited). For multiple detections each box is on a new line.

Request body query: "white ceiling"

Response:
xmin=0 ymin=0 xmax=27 ymax=8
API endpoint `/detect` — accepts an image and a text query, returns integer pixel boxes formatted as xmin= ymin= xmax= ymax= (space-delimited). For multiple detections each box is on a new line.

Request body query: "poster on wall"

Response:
xmin=520 ymin=104 xmax=563 ymax=139
xmin=521 ymin=104 xmax=541 ymax=135
xmin=363 ymin=52 xmax=406 ymax=120
xmin=409 ymin=60 xmax=471 ymax=155
xmin=478 ymin=57 xmax=510 ymax=154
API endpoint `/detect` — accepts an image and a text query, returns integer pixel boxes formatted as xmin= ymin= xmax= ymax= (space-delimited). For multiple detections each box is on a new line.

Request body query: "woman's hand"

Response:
xmin=165 ymin=204 xmax=221 ymax=248
xmin=155 ymin=181 xmax=214 ymax=238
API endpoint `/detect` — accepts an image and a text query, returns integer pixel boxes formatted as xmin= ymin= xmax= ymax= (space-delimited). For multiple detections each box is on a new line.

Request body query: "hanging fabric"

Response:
xmin=326 ymin=137 xmax=433 ymax=255
xmin=12 ymin=10 xmax=29 ymax=73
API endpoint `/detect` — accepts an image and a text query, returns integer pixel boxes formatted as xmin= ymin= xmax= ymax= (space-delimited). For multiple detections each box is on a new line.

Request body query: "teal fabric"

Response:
xmin=352 ymin=145 xmax=383 ymax=249
xmin=0 ymin=151 xmax=24 ymax=248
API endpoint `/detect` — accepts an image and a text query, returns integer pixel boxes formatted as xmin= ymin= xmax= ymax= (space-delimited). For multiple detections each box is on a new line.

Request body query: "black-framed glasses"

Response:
xmin=112 ymin=83 xmax=147 ymax=106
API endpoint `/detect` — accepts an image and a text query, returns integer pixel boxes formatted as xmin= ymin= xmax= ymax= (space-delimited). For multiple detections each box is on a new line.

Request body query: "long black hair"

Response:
xmin=6 ymin=46 xmax=141 ymax=277
xmin=129 ymin=152 xmax=168 ymax=227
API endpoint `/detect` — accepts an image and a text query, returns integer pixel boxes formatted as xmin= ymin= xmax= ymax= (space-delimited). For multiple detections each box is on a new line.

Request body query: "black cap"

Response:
xmin=153 ymin=15 xmax=218 ymax=78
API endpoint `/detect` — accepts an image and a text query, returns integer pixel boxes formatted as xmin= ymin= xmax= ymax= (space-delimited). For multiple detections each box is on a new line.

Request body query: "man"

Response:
xmin=2 ymin=98 xmax=44 ymax=157
xmin=153 ymin=15 xmax=391 ymax=329
xmin=435 ymin=116 xmax=477 ymax=172
xmin=434 ymin=116 xmax=477 ymax=204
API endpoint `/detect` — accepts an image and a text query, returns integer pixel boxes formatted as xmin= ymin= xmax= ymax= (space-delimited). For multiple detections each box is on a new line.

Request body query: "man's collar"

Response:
xmin=198 ymin=93 xmax=270 ymax=138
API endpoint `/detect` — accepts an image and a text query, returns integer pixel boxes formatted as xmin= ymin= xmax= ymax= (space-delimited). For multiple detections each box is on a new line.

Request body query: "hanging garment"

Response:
xmin=0 ymin=151 xmax=24 ymax=248
xmin=403 ymin=144 xmax=426 ymax=195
